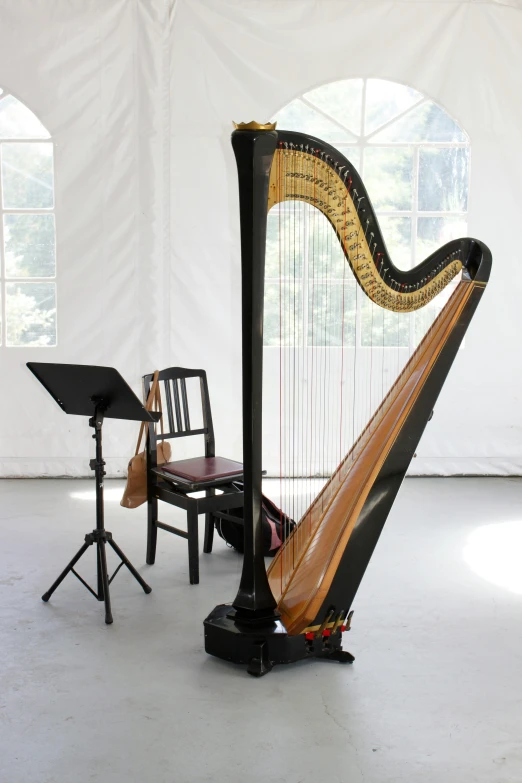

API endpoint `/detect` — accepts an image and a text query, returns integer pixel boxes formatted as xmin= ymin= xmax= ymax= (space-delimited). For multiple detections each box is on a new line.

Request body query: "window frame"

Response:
xmin=0 ymin=88 xmax=56 ymax=348
xmin=265 ymin=78 xmax=470 ymax=351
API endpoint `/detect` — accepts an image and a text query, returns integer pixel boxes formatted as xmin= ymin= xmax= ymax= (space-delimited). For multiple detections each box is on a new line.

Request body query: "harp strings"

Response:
xmin=269 ymin=148 xmax=453 ymax=595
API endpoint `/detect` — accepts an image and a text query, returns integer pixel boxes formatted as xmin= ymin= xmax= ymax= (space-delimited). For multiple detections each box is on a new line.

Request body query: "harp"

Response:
xmin=204 ymin=121 xmax=491 ymax=676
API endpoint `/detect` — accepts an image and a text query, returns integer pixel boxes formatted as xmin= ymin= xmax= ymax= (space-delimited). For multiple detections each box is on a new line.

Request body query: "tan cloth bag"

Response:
xmin=120 ymin=372 xmax=172 ymax=509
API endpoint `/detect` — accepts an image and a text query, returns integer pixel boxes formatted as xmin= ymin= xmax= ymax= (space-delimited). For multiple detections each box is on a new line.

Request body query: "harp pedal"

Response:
xmin=322 ymin=649 xmax=355 ymax=664
xmin=303 ymin=610 xmax=355 ymax=664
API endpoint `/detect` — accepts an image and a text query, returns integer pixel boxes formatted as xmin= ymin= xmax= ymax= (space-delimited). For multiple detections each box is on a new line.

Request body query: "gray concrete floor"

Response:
xmin=1 ymin=477 xmax=522 ymax=783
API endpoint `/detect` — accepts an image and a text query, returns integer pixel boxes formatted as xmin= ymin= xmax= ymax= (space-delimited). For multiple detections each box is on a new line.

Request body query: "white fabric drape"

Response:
xmin=0 ymin=0 xmax=520 ymax=476
xmin=0 ymin=0 xmax=171 ymax=476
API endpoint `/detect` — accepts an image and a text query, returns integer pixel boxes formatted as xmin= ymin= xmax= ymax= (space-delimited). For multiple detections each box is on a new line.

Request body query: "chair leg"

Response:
xmin=187 ymin=505 xmax=199 ymax=585
xmin=203 ymin=488 xmax=215 ymax=554
xmin=146 ymin=494 xmax=158 ymax=565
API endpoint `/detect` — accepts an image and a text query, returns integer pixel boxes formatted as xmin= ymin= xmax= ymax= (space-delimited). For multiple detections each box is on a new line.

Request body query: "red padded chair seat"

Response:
xmin=161 ymin=456 xmax=243 ymax=483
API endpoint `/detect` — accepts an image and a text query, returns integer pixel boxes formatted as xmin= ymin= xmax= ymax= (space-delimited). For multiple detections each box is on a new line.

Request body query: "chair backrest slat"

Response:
xmin=164 ymin=380 xmax=175 ymax=432
xmin=172 ymin=379 xmax=183 ymax=431
xmin=180 ymin=378 xmax=191 ymax=431
xmin=143 ymin=368 xmax=215 ymax=457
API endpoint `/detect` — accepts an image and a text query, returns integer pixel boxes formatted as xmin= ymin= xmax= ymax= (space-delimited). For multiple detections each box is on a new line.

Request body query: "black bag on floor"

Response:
xmin=215 ymin=482 xmax=295 ymax=556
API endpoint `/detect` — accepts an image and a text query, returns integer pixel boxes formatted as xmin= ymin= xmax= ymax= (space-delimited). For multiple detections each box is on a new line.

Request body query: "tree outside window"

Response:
xmin=265 ymin=78 xmax=469 ymax=349
xmin=0 ymin=88 xmax=56 ymax=346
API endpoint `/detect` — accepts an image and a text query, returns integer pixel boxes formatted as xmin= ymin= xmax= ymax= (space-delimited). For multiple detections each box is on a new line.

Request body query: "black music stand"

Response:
xmin=27 ymin=363 xmax=161 ymax=625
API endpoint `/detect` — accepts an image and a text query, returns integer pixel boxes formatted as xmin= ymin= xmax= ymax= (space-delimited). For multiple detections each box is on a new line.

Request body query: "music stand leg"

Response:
xmin=27 ymin=365 xmax=158 ymax=626
xmin=42 ymin=541 xmax=91 ymax=603
xmin=41 ymin=404 xmax=151 ymax=623
xmin=108 ymin=538 xmax=152 ymax=594
xmin=97 ymin=538 xmax=113 ymax=625
xmin=97 ymin=541 xmax=104 ymax=600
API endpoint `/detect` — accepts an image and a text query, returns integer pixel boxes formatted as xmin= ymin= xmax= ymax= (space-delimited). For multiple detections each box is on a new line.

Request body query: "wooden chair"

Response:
xmin=144 ymin=368 xmax=244 ymax=584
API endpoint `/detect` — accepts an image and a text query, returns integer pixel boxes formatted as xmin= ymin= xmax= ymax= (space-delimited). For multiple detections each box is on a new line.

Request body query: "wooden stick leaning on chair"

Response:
xmin=121 ymin=371 xmax=171 ymax=509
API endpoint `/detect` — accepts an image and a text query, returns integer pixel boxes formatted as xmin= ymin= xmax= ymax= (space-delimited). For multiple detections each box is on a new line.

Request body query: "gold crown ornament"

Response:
xmin=232 ymin=121 xmax=277 ymax=131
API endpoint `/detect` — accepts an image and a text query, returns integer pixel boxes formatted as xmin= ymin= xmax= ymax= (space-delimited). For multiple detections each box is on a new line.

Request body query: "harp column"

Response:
xmin=231 ymin=122 xmax=279 ymax=620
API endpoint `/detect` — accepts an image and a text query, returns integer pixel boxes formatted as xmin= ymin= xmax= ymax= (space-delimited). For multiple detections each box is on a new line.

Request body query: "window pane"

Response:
xmin=417 ymin=216 xmax=467 ymax=259
xmin=5 ymin=282 xmax=56 ymax=346
xmin=307 ymin=207 xmax=347 ymax=279
xmin=414 ymin=279 xmax=459 ymax=347
xmin=1 ymin=142 xmax=54 ymax=208
xmin=0 ymin=95 xmax=50 ymax=139
xmin=377 ymin=216 xmax=412 ymax=270
xmin=361 ymin=298 xmax=409 ymax=347
xmin=266 ymin=206 xmax=304 ymax=279
xmin=370 ymin=101 xmax=467 ymax=143
xmin=304 ymin=79 xmax=363 ymax=137
xmin=336 ymin=146 xmax=361 ymax=173
xmin=308 ymin=281 xmax=356 ymax=346
xmin=4 ymin=213 xmax=56 ymax=277
xmin=418 ymin=147 xmax=469 ymax=212
xmin=264 ymin=281 xmax=302 ymax=346
xmin=365 ymin=79 xmax=422 ymax=135
xmin=415 ymin=301 xmax=438 ymax=345
xmin=275 ymin=99 xmax=356 ymax=144
xmin=363 ymin=147 xmax=413 ymax=211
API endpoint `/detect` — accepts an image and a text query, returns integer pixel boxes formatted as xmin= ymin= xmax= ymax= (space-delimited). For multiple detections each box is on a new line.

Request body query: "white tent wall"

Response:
xmin=0 ymin=0 xmax=170 ymax=476
xmin=0 ymin=0 xmax=519 ymax=477
xmin=170 ymin=0 xmax=522 ymax=477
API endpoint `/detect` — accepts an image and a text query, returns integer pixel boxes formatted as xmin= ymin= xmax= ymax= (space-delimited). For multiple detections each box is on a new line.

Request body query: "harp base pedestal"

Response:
xmin=204 ymin=604 xmax=354 ymax=677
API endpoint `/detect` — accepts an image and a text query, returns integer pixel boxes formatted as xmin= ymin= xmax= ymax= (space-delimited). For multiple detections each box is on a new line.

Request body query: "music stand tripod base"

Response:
xmin=28 ymin=363 xmax=160 ymax=624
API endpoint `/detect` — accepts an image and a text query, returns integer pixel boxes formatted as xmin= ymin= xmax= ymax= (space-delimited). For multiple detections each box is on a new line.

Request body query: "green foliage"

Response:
xmin=5 ymin=283 xmax=56 ymax=346
xmin=378 ymin=216 xmax=412 ymax=270
xmin=419 ymin=147 xmax=469 ymax=212
xmin=364 ymin=80 xmax=421 ymax=135
xmin=266 ymin=209 xmax=304 ymax=278
xmin=372 ymin=101 xmax=467 ymax=144
xmin=4 ymin=213 xmax=55 ymax=277
xmin=304 ymin=80 xmax=362 ymax=136
xmin=364 ymin=146 xmax=413 ymax=211
xmin=1 ymin=140 xmax=56 ymax=346
xmin=275 ymin=100 xmax=353 ymax=144
xmin=2 ymin=142 xmax=54 ymax=208
xmin=308 ymin=281 xmax=356 ymax=347
xmin=264 ymin=281 xmax=302 ymax=347
xmin=266 ymin=80 xmax=469 ymax=350
xmin=361 ymin=300 xmax=409 ymax=348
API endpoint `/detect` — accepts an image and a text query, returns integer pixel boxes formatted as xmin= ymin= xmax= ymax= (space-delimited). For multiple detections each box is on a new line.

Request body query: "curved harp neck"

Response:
xmin=268 ymin=131 xmax=490 ymax=310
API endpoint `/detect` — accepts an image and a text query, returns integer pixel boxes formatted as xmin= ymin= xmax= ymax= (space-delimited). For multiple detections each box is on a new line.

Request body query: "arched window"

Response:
xmin=0 ymin=87 xmax=55 ymax=346
xmin=264 ymin=78 xmax=469 ymax=348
